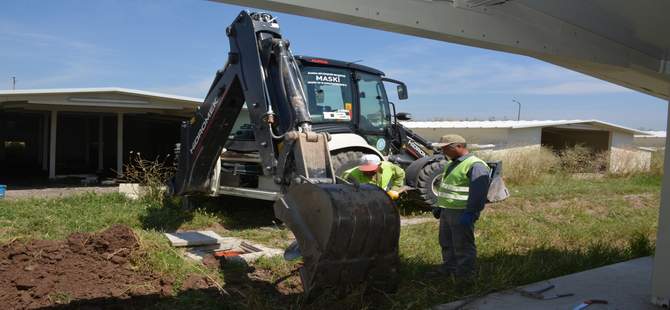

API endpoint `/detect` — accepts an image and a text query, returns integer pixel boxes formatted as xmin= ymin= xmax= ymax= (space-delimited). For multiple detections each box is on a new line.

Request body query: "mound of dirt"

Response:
xmin=0 ymin=225 xmax=174 ymax=309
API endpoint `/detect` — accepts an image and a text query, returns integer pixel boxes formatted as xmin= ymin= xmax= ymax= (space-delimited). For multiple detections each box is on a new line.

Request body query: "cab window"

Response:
xmin=357 ymin=72 xmax=390 ymax=132
xmin=301 ymin=66 xmax=354 ymax=123
xmin=229 ymin=104 xmax=254 ymax=140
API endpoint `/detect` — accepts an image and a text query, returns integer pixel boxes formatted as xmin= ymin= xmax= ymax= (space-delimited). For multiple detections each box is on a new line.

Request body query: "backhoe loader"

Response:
xmin=171 ymin=11 xmax=403 ymax=294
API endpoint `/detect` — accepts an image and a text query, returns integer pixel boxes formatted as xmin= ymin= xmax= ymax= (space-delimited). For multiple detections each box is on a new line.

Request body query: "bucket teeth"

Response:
xmin=274 ymin=183 xmax=400 ymax=295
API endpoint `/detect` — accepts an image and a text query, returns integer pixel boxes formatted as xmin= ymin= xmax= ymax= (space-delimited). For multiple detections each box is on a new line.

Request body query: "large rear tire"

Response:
xmin=414 ymin=160 xmax=446 ymax=209
xmin=331 ymin=150 xmax=368 ymax=177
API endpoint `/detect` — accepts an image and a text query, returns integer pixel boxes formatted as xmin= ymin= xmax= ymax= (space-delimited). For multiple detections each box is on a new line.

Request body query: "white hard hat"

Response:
xmin=359 ymin=154 xmax=381 ymax=172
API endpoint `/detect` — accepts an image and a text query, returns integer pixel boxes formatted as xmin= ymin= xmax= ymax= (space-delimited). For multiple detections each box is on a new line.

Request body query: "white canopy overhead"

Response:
xmin=215 ymin=0 xmax=670 ymax=99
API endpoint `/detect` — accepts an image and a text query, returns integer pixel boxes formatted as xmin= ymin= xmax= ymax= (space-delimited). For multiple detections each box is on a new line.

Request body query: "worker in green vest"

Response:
xmin=430 ymin=134 xmax=490 ymax=279
xmin=342 ymin=154 xmax=406 ymax=200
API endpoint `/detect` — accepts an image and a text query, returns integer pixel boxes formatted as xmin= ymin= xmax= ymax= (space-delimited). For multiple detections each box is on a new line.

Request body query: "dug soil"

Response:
xmin=0 ymin=225 xmax=185 ymax=309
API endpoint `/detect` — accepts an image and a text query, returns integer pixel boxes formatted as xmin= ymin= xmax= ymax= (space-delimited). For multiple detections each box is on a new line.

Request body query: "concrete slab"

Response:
xmin=183 ymin=238 xmax=283 ymax=264
xmin=118 ymin=183 xmax=166 ymax=200
xmin=164 ymin=231 xmax=229 ymax=247
xmin=436 ymin=257 xmax=660 ymax=310
xmin=235 ymin=241 xmax=283 ymax=263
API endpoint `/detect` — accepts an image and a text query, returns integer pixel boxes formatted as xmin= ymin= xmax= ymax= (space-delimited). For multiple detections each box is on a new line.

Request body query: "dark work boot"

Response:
xmin=425 ymin=264 xmax=456 ymax=278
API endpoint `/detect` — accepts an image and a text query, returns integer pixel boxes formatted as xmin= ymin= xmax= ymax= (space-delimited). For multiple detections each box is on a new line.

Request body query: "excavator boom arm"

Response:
xmin=174 ymin=11 xmax=309 ymax=195
xmin=172 ymin=11 xmax=400 ymax=296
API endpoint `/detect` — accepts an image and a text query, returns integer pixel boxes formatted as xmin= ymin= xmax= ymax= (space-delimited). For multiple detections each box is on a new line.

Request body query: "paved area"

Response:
xmin=3 ymin=186 xmax=117 ymax=200
xmin=436 ymin=257 xmax=659 ymax=310
xmin=401 ymin=217 xmax=433 ymax=226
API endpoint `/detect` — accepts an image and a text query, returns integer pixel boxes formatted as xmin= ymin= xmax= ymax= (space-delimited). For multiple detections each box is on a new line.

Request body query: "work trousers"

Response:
xmin=439 ymin=208 xmax=476 ymax=276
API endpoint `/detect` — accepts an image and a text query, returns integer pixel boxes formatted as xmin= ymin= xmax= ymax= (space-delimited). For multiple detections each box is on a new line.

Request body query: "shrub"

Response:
xmin=121 ymin=151 xmax=175 ymax=202
xmin=558 ymin=145 xmax=607 ymax=173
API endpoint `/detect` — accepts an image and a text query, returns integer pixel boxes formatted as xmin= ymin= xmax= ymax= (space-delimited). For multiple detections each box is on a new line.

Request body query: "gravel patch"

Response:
xmin=3 ymin=186 xmax=117 ymax=200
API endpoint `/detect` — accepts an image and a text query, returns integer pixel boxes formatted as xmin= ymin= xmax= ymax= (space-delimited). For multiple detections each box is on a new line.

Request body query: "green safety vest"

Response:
xmin=437 ymin=155 xmax=489 ymax=209
xmin=342 ymin=161 xmax=405 ymax=191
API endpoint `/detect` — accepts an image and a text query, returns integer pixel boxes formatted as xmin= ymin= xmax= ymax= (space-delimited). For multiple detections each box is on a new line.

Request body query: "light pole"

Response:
xmin=512 ymin=99 xmax=521 ymax=121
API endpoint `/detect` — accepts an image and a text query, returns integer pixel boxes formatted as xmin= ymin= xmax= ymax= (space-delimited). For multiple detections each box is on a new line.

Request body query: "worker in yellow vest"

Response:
xmin=430 ymin=134 xmax=490 ymax=279
xmin=342 ymin=154 xmax=406 ymax=200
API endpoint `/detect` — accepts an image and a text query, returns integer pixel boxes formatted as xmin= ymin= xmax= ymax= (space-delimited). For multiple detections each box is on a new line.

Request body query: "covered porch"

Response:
xmin=0 ymin=88 xmax=199 ymax=183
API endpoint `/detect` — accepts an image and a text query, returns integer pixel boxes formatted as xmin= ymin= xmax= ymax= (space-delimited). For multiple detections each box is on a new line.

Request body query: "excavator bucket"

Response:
xmin=274 ymin=182 xmax=400 ymax=295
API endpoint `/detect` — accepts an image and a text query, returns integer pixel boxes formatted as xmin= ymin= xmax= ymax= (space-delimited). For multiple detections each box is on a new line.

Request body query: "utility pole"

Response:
xmin=11 ymin=76 xmax=16 ymax=90
xmin=512 ymin=99 xmax=521 ymax=120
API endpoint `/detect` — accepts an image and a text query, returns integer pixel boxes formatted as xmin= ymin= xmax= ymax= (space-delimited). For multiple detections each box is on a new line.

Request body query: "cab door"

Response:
xmin=354 ymin=71 xmax=393 ymax=154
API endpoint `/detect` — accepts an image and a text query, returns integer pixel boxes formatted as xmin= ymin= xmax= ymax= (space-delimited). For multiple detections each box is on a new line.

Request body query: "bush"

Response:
xmin=121 ymin=151 xmax=175 ymax=202
xmin=558 ymin=145 xmax=608 ymax=173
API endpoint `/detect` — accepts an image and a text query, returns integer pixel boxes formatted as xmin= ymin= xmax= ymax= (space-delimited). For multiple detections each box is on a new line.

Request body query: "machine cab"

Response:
xmin=296 ymin=56 xmax=408 ymax=154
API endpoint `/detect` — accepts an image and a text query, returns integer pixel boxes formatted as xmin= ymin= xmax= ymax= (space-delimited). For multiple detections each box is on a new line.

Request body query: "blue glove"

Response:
xmin=459 ymin=211 xmax=477 ymax=226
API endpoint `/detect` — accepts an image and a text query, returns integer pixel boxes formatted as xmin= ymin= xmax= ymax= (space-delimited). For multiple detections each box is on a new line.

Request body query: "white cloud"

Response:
xmin=0 ymin=21 xmax=116 ymax=89
xmin=150 ymin=77 xmax=212 ymax=99
xmin=0 ymin=21 xmax=105 ymax=54
xmin=365 ymin=40 xmax=633 ymax=96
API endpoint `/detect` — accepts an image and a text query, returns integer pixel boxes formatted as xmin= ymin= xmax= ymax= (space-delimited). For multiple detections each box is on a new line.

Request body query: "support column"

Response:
xmin=42 ymin=112 xmax=49 ymax=171
xmin=652 ymin=99 xmax=670 ymax=307
xmin=48 ymin=110 xmax=58 ymax=179
xmin=84 ymin=118 xmax=90 ymax=167
xmin=98 ymin=116 xmax=104 ymax=172
xmin=116 ymin=113 xmax=123 ymax=177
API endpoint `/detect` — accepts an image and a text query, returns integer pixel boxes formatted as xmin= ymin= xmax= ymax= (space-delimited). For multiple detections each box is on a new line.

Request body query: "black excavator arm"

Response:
xmin=171 ymin=11 xmax=400 ymax=296
xmin=174 ymin=11 xmax=309 ymax=195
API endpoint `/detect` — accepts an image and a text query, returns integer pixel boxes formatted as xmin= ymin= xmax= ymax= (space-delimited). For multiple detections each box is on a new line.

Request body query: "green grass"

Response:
xmin=0 ymin=173 xmax=661 ymax=309
xmin=510 ymin=173 xmax=661 ymax=201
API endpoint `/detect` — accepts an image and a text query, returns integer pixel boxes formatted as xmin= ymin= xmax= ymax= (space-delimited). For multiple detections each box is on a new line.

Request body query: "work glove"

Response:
xmin=386 ymin=190 xmax=400 ymax=200
xmin=459 ymin=211 xmax=477 ymax=226
xmin=431 ymin=207 xmax=442 ymax=219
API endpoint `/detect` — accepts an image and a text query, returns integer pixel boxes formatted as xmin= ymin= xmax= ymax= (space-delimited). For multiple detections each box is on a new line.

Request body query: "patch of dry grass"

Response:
xmin=476 ymin=147 xmax=560 ymax=185
xmin=479 ymin=145 xmax=660 ymax=186
xmin=650 ymin=149 xmax=665 ymax=175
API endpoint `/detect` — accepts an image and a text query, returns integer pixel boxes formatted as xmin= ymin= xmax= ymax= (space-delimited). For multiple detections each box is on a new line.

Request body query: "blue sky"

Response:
xmin=1 ymin=0 xmax=667 ymax=130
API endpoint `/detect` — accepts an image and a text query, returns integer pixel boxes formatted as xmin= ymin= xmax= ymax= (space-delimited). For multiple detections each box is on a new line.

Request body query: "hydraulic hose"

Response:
xmin=274 ymin=38 xmax=312 ymax=132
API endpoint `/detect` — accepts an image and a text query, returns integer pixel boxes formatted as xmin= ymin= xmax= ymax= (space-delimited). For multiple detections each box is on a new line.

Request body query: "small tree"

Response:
xmin=121 ymin=151 xmax=175 ymax=201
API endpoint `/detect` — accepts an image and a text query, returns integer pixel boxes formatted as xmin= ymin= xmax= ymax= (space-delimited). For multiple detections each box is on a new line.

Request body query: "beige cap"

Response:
xmin=433 ymin=134 xmax=466 ymax=148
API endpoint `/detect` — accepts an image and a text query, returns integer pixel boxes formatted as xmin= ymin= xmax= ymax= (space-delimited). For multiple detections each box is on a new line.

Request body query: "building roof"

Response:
xmin=636 ymin=131 xmax=666 ymax=138
xmin=402 ymin=120 xmax=647 ymax=135
xmin=0 ymin=87 xmax=203 ymax=116
xmin=0 ymin=87 xmax=203 ymax=103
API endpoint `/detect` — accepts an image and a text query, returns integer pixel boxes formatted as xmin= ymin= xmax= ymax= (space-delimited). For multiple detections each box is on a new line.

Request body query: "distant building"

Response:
xmin=635 ymin=131 xmax=666 ymax=149
xmin=403 ymin=120 xmax=653 ymax=172
xmin=0 ymin=88 xmax=200 ymax=183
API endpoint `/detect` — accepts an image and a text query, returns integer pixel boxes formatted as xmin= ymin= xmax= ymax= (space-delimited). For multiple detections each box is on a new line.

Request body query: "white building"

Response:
xmin=403 ymin=120 xmax=653 ymax=172
xmin=0 ymin=88 xmax=200 ymax=182
xmin=635 ymin=131 xmax=666 ymax=149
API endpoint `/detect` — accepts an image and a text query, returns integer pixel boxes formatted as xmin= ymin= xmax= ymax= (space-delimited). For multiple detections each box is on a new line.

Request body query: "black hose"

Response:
xmin=274 ymin=39 xmax=311 ymax=130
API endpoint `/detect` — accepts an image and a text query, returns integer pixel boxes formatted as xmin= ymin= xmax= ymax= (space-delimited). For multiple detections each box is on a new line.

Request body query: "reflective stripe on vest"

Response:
xmin=437 ymin=155 xmax=488 ymax=209
xmin=438 ymin=191 xmax=469 ymax=201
